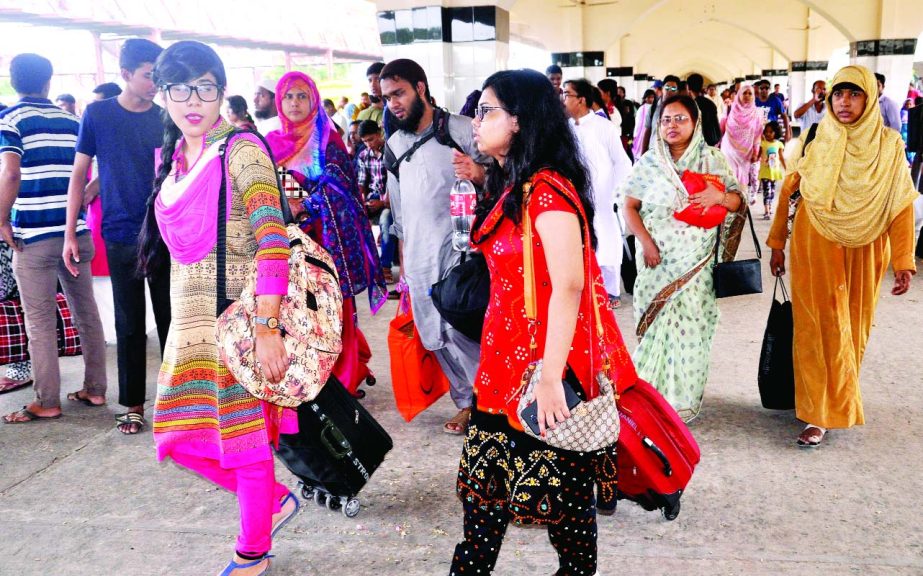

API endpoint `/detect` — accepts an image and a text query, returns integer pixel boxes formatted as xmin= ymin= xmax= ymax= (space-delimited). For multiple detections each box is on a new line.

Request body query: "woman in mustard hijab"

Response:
xmin=767 ymin=65 xmax=917 ymax=447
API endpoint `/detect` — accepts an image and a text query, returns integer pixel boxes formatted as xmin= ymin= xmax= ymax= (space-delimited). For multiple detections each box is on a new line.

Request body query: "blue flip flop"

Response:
xmin=219 ymin=554 xmax=273 ymax=576
xmin=271 ymin=492 xmax=300 ymax=538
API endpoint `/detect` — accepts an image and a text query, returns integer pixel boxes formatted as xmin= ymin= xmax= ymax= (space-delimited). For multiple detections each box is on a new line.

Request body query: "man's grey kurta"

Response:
xmin=386 ymin=112 xmax=486 ymax=408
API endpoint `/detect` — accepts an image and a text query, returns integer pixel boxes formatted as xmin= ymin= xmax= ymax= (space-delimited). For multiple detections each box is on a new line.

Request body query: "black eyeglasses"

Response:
xmin=475 ymin=104 xmax=507 ymax=121
xmin=162 ymin=83 xmax=222 ymax=103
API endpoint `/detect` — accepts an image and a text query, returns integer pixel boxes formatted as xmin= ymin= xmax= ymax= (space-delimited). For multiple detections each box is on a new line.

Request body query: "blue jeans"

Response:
xmin=379 ymin=208 xmax=396 ymax=268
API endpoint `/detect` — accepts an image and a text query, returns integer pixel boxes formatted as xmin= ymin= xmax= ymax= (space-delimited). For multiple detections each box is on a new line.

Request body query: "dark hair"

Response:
xmin=92 ymin=82 xmax=122 ymax=99
xmin=366 ymin=62 xmax=385 ymax=77
xmin=764 ymin=120 xmax=781 ymax=139
xmin=875 ymin=72 xmax=886 ymax=87
xmin=475 ymin=69 xmax=595 ymax=248
xmin=358 ymin=120 xmax=381 ymax=137
xmin=349 ymin=119 xmax=362 ymax=128
xmin=322 ymin=98 xmax=335 ymax=109
xmin=660 ymin=94 xmax=699 ymax=125
xmin=686 ymin=73 xmax=704 ymax=93
xmin=811 ymin=80 xmax=825 ymax=92
xmin=757 ymin=79 xmax=771 ymax=88
xmin=545 ymin=64 xmax=563 ymax=75
xmin=915 ymin=96 xmax=923 ymax=107
xmin=459 ymin=89 xmax=482 ymax=118
xmin=642 ymin=89 xmax=656 ymax=101
xmin=379 ymin=58 xmax=430 ymax=101
xmin=227 ymin=95 xmax=253 ymax=124
xmin=564 ymin=78 xmax=594 ymax=106
xmin=119 ymin=38 xmax=163 ymax=72
xmin=677 ymin=80 xmax=688 ymax=92
xmin=56 ymin=93 xmax=76 ymax=104
xmin=707 ymin=83 xmax=716 ymax=90
xmin=663 ymin=74 xmax=680 ymax=85
xmin=591 ymin=87 xmax=609 ymax=118
xmin=597 ymin=78 xmax=618 ymax=100
xmin=138 ymin=41 xmax=227 ymax=278
xmin=10 ymin=53 xmax=53 ymax=95
xmin=831 ymin=81 xmax=863 ymax=95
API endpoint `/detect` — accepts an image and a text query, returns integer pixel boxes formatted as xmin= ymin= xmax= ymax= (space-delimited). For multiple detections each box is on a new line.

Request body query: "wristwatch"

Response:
xmin=254 ymin=316 xmax=280 ymax=330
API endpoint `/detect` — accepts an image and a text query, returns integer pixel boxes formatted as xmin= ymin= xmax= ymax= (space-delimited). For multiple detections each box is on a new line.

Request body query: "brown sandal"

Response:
xmin=3 ymin=406 xmax=62 ymax=424
xmin=797 ymin=425 xmax=826 ymax=447
xmin=443 ymin=407 xmax=472 ymax=435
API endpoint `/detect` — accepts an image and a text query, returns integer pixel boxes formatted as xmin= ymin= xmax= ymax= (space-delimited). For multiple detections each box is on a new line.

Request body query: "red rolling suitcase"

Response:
xmin=614 ymin=379 xmax=700 ymax=520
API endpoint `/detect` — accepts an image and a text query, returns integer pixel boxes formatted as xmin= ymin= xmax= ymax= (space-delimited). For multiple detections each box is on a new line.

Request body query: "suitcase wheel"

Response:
xmin=365 ymin=376 xmax=376 ymax=386
xmin=342 ymin=498 xmax=361 ymax=518
xmin=300 ymin=483 xmax=315 ymax=500
xmin=325 ymin=493 xmax=338 ymax=511
xmin=662 ymin=500 xmax=681 ymax=521
xmin=314 ymin=490 xmax=325 ymax=506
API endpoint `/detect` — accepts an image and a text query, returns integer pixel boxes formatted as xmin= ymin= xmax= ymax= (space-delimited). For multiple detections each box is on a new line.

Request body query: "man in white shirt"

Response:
xmin=253 ymin=76 xmax=281 ymax=134
xmin=563 ymin=79 xmax=633 ymax=307
xmin=794 ymin=80 xmax=827 ymax=131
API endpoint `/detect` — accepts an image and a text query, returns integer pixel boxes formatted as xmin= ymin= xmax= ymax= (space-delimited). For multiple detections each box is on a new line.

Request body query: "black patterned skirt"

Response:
xmin=456 ymin=406 xmax=617 ymax=526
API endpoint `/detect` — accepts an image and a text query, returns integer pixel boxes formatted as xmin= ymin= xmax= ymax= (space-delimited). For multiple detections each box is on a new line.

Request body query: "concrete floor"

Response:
xmin=1 ymin=216 xmax=922 ymax=576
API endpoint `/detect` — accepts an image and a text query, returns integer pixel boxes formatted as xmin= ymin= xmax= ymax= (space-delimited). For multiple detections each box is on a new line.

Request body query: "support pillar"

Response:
xmin=376 ymin=5 xmax=509 ymax=112
xmin=789 ymin=60 xmax=828 ymax=114
xmin=850 ymin=39 xmax=918 ymax=105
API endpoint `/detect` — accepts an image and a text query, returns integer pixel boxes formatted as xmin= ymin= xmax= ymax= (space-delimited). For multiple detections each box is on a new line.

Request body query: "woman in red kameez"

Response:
xmin=450 ymin=69 xmax=637 ymax=576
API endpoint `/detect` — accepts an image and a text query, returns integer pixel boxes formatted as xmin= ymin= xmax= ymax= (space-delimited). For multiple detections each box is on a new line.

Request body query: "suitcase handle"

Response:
xmin=320 ymin=421 xmax=352 ymax=460
xmin=643 ymin=437 xmax=673 ymax=477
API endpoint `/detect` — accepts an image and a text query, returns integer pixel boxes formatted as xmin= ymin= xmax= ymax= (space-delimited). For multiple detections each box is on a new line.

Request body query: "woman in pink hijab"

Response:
xmin=720 ymin=84 xmax=765 ymax=203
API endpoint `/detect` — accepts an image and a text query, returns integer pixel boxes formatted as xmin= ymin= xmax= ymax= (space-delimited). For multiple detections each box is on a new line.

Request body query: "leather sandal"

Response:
xmin=796 ymin=425 xmax=826 ymax=447
xmin=443 ymin=407 xmax=472 ymax=435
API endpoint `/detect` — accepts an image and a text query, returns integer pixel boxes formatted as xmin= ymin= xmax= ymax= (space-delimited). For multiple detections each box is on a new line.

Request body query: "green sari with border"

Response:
xmin=620 ymin=113 xmax=745 ymax=421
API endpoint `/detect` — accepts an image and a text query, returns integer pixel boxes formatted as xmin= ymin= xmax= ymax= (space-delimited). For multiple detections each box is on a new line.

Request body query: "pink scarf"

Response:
xmin=264 ymin=71 xmax=331 ymax=180
xmin=723 ymin=87 xmax=764 ymax=156
xmin=154 ymin=119 xmax=244 ymax=265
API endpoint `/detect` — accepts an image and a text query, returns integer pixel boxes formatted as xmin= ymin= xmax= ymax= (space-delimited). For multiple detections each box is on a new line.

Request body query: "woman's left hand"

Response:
xmin=689 ymin=182 xmax=725 ymax=212
xmin=892 ymin=270 xmax=913 ymax=296
xmin=533 ymin=374 xmax=571 ymax=437
xmin=255 ymin=329 xmax=289 ymax=383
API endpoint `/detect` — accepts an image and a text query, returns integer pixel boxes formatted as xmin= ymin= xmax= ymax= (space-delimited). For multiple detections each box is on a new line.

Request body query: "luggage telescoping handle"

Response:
xmin=642 ymin=437 xmax=673 ymax=477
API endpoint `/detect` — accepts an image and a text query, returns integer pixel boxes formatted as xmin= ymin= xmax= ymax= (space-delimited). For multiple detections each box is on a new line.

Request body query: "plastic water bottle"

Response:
xmin=450 ymin=179 xmax=477 ymax=252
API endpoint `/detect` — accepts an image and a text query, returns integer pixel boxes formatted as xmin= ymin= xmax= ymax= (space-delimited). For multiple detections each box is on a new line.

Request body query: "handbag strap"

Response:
xmin=773 ymin=275 xmax=789 ymax=302
xmin=215 ymin=129 xmax=295 ymax=317
xmin=713 ymin=207 xmax=761 ymax=267
xmin=521 ymin=178 xmax=608 ymax=368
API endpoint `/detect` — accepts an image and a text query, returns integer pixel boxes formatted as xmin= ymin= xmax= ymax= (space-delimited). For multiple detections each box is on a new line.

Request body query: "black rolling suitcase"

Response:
xmin=275 ymin=375 xmax=393 ymax=518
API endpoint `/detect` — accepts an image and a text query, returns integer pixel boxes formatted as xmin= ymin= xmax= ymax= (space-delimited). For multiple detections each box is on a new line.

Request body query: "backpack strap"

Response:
xmin=383 ymin=108 xmax=464 ymax=181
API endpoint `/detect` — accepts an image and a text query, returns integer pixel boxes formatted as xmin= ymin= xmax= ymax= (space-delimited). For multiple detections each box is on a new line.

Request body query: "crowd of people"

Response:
xmin=0 ymin=38 xmax=920 ymax=575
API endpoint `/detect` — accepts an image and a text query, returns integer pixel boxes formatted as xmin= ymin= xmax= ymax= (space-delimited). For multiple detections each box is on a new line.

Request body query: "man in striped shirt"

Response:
xmin=0 ymin=53 xmax=107 ymax=423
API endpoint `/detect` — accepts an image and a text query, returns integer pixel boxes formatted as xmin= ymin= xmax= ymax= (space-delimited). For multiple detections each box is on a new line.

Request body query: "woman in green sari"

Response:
xmin=622 ymin=94 xmax=746 ymax=421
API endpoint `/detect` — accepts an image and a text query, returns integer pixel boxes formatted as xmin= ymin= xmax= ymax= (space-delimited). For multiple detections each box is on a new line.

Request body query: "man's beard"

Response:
xmin=391 ymin=93 xmax=425 ymax=132
xmin=254 ymin=106 xmax=274 ymax=120
xmin=369 ymin=95 xmax=382 ymax=104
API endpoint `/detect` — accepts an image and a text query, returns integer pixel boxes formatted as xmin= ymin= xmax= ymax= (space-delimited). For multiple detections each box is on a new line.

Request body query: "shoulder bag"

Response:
xmin=214 ymin=130 xmax=344 ymax=408
xmin=713 ymin=208 xmax=763 ymax=298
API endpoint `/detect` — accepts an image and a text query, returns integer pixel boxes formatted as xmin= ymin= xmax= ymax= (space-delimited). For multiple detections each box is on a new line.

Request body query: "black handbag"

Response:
xmin=757 ymin=277 xmax=795 ymax=410
xmin=713 ymin=210 xmax=763 ymax=298
xmin=430 ymin=251 xmax=490 ymax=342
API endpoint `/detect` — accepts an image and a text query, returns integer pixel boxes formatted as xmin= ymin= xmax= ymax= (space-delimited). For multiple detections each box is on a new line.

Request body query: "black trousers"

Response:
xmin=104 ymin=241 xmax=171 ymax=407
xmin=449 ymin=499 xmax=598 ymax=575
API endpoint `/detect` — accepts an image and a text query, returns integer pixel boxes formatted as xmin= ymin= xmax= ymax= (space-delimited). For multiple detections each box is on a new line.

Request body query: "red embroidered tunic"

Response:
xmin=471 ymin=170 xmax=637 ymax=430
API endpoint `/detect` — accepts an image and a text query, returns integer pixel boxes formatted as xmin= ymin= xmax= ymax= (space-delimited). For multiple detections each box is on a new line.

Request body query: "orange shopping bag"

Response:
xmin=388 ymin=291 xmax=450 ymax=422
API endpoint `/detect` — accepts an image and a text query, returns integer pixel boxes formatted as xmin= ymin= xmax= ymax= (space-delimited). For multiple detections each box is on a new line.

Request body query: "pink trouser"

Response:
xmin=171 ymin=452 xmax=289 ymax=556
